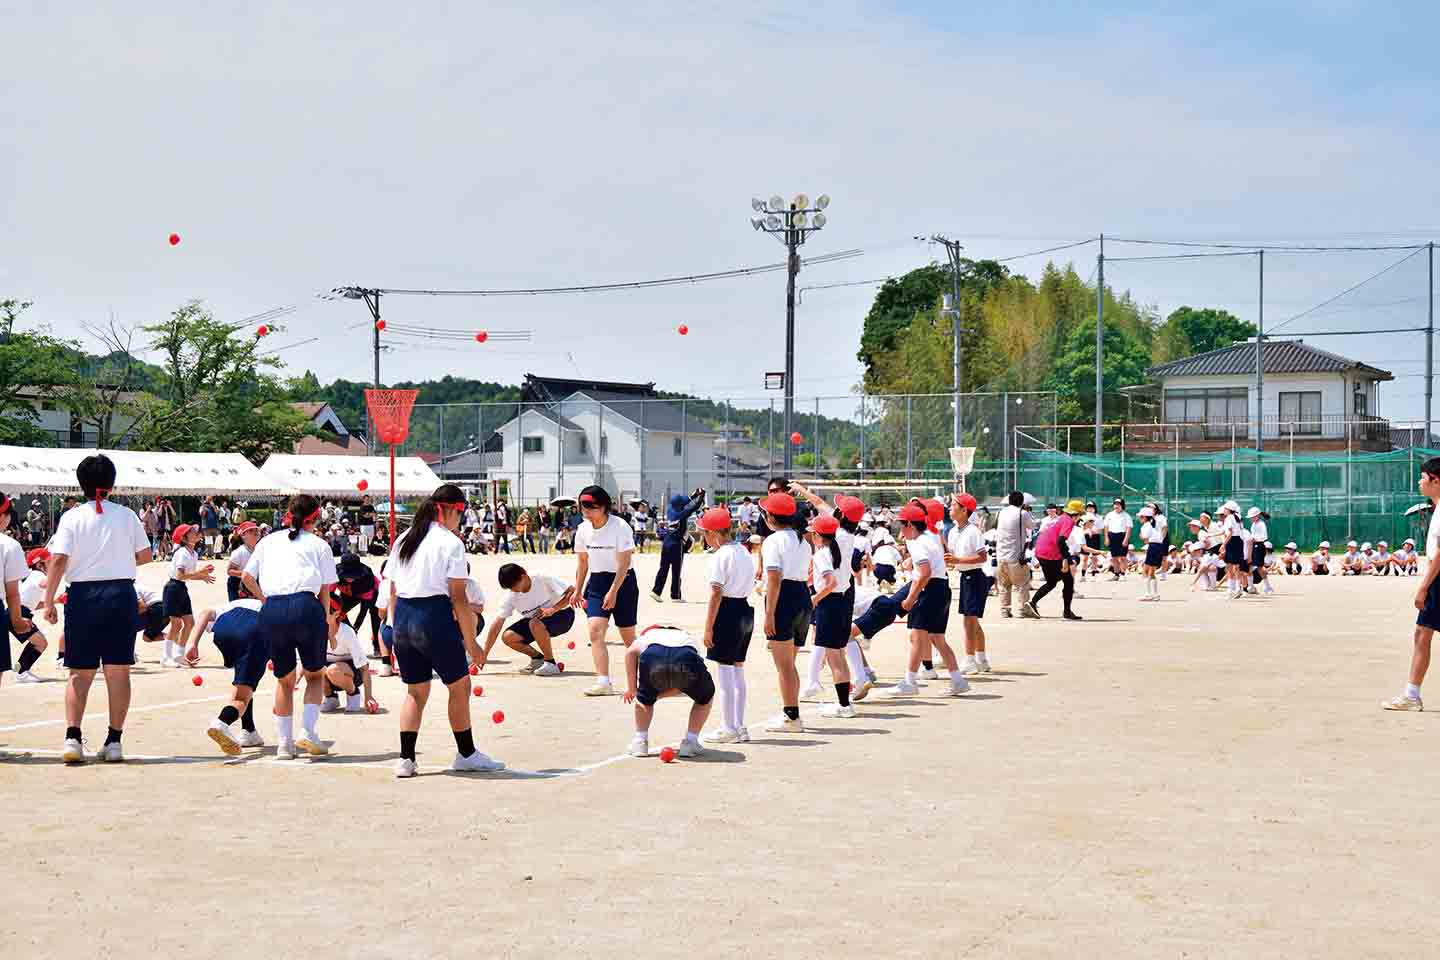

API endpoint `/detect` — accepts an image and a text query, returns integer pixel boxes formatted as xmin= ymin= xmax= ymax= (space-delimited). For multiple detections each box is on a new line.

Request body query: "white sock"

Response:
xmin=715 ymin=665 xmax=736 ymax=730
xmin=1406 ymin=682 xmax=1421 ymax=700
xmin=302 ymin=702 xmax=320 ymax=732
xmin=683 ymin=731 xmax=700 ymax=745
xmin=844 ymin=641 xmax=867 ymax=685
xmin=276 ymin=714 xmax=293 ymax=741
xmin=163 ymin=639 xmax=174 ymax=660
xmin=904 ymin=670 xmax=917 ymax=684
xmin=345 ymin=691 xmax=363 ymax=709
xmin=732 ymin=667 xmax=747 ymax=728
xmin=805 ymin=648 xmax=825 ymax=688
xmin=976 ymin=651 xmax=989 ymax=665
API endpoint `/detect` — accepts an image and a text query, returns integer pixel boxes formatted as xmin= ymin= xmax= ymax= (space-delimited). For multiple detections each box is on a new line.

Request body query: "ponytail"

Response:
xmin=397 ymin=483 xmax=467 ymax=564
xmin=286 ymin=494 xmax=320 ymax=541
xmin=822 ymin=533 xmax=841 ymax=570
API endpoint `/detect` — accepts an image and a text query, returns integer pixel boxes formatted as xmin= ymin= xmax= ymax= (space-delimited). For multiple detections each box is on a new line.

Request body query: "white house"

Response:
xmin=481 ymin=376 xmax=717 ymax=505
xmin=18 ymin=386 xmax=141 ymax=448
xmin=1144 ymin=340 xmax=1393 ymax=451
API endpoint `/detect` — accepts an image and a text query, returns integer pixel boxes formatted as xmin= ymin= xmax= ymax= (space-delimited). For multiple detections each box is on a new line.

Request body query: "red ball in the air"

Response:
xmin=256 ymin=325 xmax=269 ymax=337
xmin=678 ymin=325 xmax=688 ymax=336
xmin=791 ymin=432 xmax=803 ymax=445
xmin=375 ymin=319 xmax=386 ymax=331
xmin=567 ymin=641 xmax=575 ymax=650
xmin=168 ymin=233 xmax=181 ymax=246
xmin=491 ymin=710 xmax=505 ymax=724
xmin=357 ymin=479 xmax=369 ymax=492
xmin=475 ymin=331 xmax=488 ymax=343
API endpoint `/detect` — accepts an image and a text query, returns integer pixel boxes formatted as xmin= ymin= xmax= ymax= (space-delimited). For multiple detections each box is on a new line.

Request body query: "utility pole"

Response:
xmin=335 ymin=286 xmax=384 ymax=450
xmin=929 ymin=236 xmax=966 ymax=447
xmin=1256 ymin=249 xmax=1265 ymax=453
xmin=1428 ymin=242 xmax=1434 ymax=445
xmin=1095 ymin=234 xmax=1104 ymax=457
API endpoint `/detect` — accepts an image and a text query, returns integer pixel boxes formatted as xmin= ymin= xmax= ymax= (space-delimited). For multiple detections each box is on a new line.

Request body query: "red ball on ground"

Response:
xmin=491 ymin=710 xmax=505 ymax=724
xmin=678 ymin=324 xmax=688 ymax=335
xmin=366 ymin=701 xmax=378 ymax=714
xmin=659 ymin=747 xmax=676 ymax=763
xmin=473 ymin=686 xmax=484 ymax=697
xmin=791 ymin=432 xmax=803 ymax=445
xmin=191 ymin=675 xmax=203 ymax=686
xmin=168 ymin=233 xmax=181 ymax=246
xmin=475 ymin=331 xmax=488 ymax=343
xmin=357 ymin=479 xmax=369 ymax=492
xmin=557 ymin=662 xmax=565 ymax=672
xmin=567 ymin=641 xmax=575 ymax=649
xmin=375 ymin=319 xmax=386 ymax=331
xmin=469 ymin=664 xmax=479 ymax=675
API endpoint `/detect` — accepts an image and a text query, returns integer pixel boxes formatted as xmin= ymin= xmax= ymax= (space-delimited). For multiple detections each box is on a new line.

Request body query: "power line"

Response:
xmin=993 ymin=237 xmax=1098 ymax=263
xmin=1268 ymin=247 xmax=1429 ymax=335
xmin=1108 ymin=237 xmax=1427 ymax=252
xmin=1107 ymin=250 xmax=1259 ymax=263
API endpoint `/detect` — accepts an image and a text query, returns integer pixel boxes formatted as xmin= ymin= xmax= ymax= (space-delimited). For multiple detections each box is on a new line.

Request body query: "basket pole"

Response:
xmin=389 ymin=445 xmax=396 ymax=544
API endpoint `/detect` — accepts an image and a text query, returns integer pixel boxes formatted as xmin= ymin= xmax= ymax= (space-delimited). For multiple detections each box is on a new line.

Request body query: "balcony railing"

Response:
xmin=1123 ymin=415 xmax=1392 ymax=445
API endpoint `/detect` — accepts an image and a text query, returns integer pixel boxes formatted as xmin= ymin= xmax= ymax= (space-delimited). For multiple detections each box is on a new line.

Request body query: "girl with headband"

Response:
xmin=0 ymin=492 xmax=39 ymax=691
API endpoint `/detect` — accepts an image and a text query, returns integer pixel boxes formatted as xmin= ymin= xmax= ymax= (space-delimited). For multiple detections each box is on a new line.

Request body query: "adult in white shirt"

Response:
xmin=189 ymin=598 xmax=269 ymax=754
xmin=992 ymin=491 xmax=1034 ymax=618
xmin=945 ymin=494 xmax=988 ymax=680
xmin=622 ymin=626 xmax=716 ymax=758
xmin=1104 ymin=498 xmax=1134 ymax=578
xmin=241 ymin=494 xmax=338 ymax=759
xmin=571 ymin=484 xmax=639 ymax=697
xmin=484 ymin=565 xmax=576 ymax=672
xmin=41 ymin=456 xmax=152 ymax=764
xmin=383 ymin=484 xmax=503 ymax=778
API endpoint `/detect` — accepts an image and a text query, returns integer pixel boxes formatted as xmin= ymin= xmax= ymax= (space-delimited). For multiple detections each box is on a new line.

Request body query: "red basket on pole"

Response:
xmin=365 ymin=389 xmax=419 ymax=545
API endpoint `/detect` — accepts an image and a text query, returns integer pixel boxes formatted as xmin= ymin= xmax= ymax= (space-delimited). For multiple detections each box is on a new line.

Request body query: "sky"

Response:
xmin=4 ymin=1 xmax=1439 ymax=421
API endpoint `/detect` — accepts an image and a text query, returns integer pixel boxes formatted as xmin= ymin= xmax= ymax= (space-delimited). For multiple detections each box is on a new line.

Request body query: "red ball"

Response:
xmin=491 ymin=710 xmax=505 ymax=724
xmin=469 ymin=664 xmax=479 ymax=676
xmin=366 ymin=701 xmax=378 ymax=714
xmin=256 ymin=324 xmax=269 ymax=337
xmin=659 ymin=746 xmax=676 ymax=763
xmin=677 ymin=324 xmax=689 ymax=336
xmin=790 ymin=432 xmax=803 ymax=445
xmin=191 ymin=675 xmax=203 ymax=686
xmin=357 ymin=479 xmax=369 ymax=492
xmin=473 ymin=686 xmax=484 ymax=697
xmin=475 ymin=331 xmax=488 ymax=343
xmin=567 ymin=641 xmax=575 ymax=650
xmin=557 ymin=662 xmax=565 ymax=672
xmin=375 ymin=319 xmax=386 ymax=331
xmin=168 ymin=233 xmax=181 ymax=246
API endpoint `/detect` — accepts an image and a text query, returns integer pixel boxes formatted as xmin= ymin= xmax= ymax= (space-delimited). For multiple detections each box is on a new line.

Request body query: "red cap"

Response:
xmin=171 ymin=524 xmax=191 ymax=545
xmin=696 ymin=507 xmax=732 ymax=532
xmin=952 ymin=493 xmax=977 ymax=513
xmin=922 ymin=499 xmax=944 ymax=532
xmin=25 ymin=548 xmax=49 ymax=567
xmin=758 ymin=493 xmax=797 ymax=517
xmin=808 ymin=514 xmax=840 ymax=535
xmin=834 ymin=495 xmax=865 ymax=524
xmin=235 ymin=521 xmax=258 ymax=536
xmin=897 ymin=503 xmax=929 ymax=524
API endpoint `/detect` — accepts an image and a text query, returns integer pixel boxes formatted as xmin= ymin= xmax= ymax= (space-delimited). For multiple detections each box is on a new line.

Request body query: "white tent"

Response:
xmin=0 ymin=446 xmax=279 ymax=496
xmin=258 ymin=454 xmax=443 ymax=499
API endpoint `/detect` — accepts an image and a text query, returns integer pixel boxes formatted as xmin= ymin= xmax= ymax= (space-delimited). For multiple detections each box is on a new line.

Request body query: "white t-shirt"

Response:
xmin=907 ymin=533 xmax=944 ymax=578
xmin=0 ymin=535 xmax=28 ymax=590
xmin=465 ymin=577 xmax=485 ymax=607
xmin=49 ymin=501 xmax=149 ymax=583
xmin=1066 ymin=526 xmax=1087 ymax=559
xmin=1223 ymin=514 xmax=1243 ymax=542
xmin=762 ymin=529 xmax=811 ymax=581
xmin=633 ymin=625 xmax=702 ymax=655
xmin=136 ymin=584 xmax=161 ymax=608
xmin=1427 ymin=508 xmax=1440 ymax=559
xmin=873 ymin=543 xmax=901 ymax=567
xmin=851 ymin=586 xmax=880 ymax=620
xmin=868 ymin=528 xmax=890 ymax=551
xmin=375 ymin=575 xmax=392 ymax=610
xmin=1250 ymin=519 xmax=1267 ymax=544
xmin=386 ymin=524 xmax=469 ymax=599
xmin=171 ymin=545 xmax=198 ymax=579
xmin=228 ymin=543 xmax=253 ymax=575
xmin=497 ymin=574 xmax=570 ymax=619
xmin=244 ymin=529 xmax=338 ymax=597
xmin=575 ymin=515 xmax=635 ymax=573
xmin=811 ymin=541 xmax=852 ymax=594
xmin=708 ymin=542 xmax=755 ymax=599
xmin=19 ymin=569 xmax=46 ymax=609
xmin=1104 ymin=510 xmax=1133 ymax=535
xmin=205 ymin=598 xmax=263 ymax=632
xmin=329 ymin=621 xmax=369 ymax=667
xmin=1146 ymin=515 xmax=1168 ymax=544
xmin=946 ymin=523 xmax=985 ymax=572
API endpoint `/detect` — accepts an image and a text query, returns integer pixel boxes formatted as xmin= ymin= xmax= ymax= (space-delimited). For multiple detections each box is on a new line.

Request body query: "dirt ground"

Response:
xmin=3 ymin=550 xmax=1438 ymax=959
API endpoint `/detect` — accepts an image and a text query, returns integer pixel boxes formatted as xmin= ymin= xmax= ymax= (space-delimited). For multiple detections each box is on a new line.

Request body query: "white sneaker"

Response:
xmin=295 ymin=730 xmax=330 ymax=756
xmin=865 ymin=667 xmax=878 ymax=684
xmin=584 ymin=679 xmax=618 ymax=697
xmin=378 ymin=662 xmax=393 ymax=678
xmin=941 ymin=677 xmax=971 ymax=697
xmin=959 ymin=656 xmax=981 ymax=676
xmin=236 ymin=729 xmax=265 ymax=748
xmin=736 ymin=726 xmax=751 ymax=743
xmin=344 ymin=699 xmax=365 ymax=713
xmin=677 ymin=739 xmax=704 ymax=758
xmin=976 ymin=658 xmax=991 ymax=674
xmin=534 ymin=661 xmax=562 ymax=677
xmin=799 ymin=683 xmax=824 ymax=702
xmin=885 ymin=680 xmax=920 ymax=697
xmin=160 ymin=657 xmax=178 ymax=668
xmin=852 ymin=679 xmax=874 ymax=702
xmin=649 ymin=591 xmax=664 ymax=603
xmin=97 ymin=742 xmax=124 ymax=763
xmin=920 ymin=668 xmax=939 ymax=681
xmin=320 ymin=696 xmax=340 ymax=714
xmin=628 ymin=734 xmax=650 ymax=757
xmin=451 ymin=750 xmax=505 ymax=773
xmin=764 ymin=714 xmax=805 ymax=733
xmin=1382 ymin=694 xmax=1424 ymax=712
xmin=275 ymin=739 xmax=297 ymax=760
xmin=61 ymin=738 xmax=86 ymax=764
xmin=206 ymin=719 xmax=241 ymax=756
xmin=520 ymin=658 xmax=543 ymax=674
xmin=394 ymin=758 xmax=418 ymax=778
xmin=702 ymin=728 xmax=740 ymax=744
xmin=820 ymin=703 xmax=857 ymax=719
xmin=14 ymin=669 xmax=42 ymax=683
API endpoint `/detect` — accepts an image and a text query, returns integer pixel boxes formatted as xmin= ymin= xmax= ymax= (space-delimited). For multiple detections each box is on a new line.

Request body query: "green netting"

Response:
xmin=924 ymin=447 xmax=1439 ymax=550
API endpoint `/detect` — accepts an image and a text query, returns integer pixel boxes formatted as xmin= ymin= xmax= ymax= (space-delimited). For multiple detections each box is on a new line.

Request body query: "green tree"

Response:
xmin=0 ymin=299 xmax=81 ymax=445
xmin=1044 ymin=317 xmax=1153 ymax=428
xmin=1160 ymin=306 xmax=1256 ymax=356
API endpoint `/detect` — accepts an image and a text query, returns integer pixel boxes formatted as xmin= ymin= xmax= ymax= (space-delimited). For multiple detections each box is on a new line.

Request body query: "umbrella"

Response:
xmin=551 ymin=496 xmax=577 ymax=508
xmin=1405 ymin=501 xmax=1432 ymax=516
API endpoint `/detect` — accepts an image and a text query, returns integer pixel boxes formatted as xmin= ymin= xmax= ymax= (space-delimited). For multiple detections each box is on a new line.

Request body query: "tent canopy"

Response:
xmin=0 ymin=445 xmax=278 ymax=496
xmin=259 ymin=454 xmax=443 ymax=499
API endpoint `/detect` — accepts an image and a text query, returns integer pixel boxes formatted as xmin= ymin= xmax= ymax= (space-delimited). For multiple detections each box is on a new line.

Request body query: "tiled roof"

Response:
xmin=1147 ymin=340 xmax=1393 ymax=381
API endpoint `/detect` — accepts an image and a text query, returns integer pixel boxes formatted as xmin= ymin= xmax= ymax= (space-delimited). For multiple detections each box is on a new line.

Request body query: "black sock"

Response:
xmin=218 ymin=705 xmax=241 ymax=725
xmin=545 ymin=658 xmax=556 ymax=664
xmin=65 ymin=725 xmax=82 ymax=742
xmin=836 ymin=682 xmax=851 ymax=707
xmin=454 ymin=728 xmax=476 ymax=757
xmin=922 ymin=660 xmax=934 ymax=671
xmin=241 ymin=700 xmax=256 ymax=732
xmin=783 ymin=705 xmax=800 ymax=721
xmin=400 ymin=730 xmax=419 ymax=761
xmin=104 ymin=727 xmax=122 ymax=746
xmin=17 ymin=643 xmax=42 ymax=673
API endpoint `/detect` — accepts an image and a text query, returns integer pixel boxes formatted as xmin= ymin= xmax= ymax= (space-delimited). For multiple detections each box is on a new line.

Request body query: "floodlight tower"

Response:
xmin=748 ymin=193 xmax=831 ymax=474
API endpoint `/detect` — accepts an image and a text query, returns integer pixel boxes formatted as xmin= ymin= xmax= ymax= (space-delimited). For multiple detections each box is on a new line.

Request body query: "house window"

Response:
xmin=1278 ymin=391 xmax=1322 ymax=435
xmin=1354 ymin=390 xmax=1367 ymax=416
xmin=1163 ymin=387 xmax=1248 ymax=438
xmin=673 ymin=437 xmax=683 ymax=456
xmin=578 ymin=436 xmax=588 ymax=455
xmin=522 ymin=435 xmax=544 ymax=454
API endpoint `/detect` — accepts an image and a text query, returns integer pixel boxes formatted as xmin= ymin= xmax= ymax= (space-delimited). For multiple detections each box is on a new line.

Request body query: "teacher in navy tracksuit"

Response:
xmin=649 ymin=487 xmax=705 ymax=603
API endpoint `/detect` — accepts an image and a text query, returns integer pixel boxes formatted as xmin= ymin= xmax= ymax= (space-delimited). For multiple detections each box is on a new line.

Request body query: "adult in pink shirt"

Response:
xmin=1029 ymin=499 xmax=1083 ymax=620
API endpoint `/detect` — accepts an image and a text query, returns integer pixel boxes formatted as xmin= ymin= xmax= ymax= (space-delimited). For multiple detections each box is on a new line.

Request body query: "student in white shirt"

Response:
xmin=0 ymin=493 xmax=39 ymax=691
xmin=164 ymin=524 xmax=215 ymax=667
xmin=946 ymin=494 xmax=988 ymax=681
xmin=1104 ymin=499 xmax=1134 ymax=579
xmin=41 ymin=456 xmax=153 ymax=764
xmin=1373 ymin=541 xmax=1393 ymax=576
xmin=871 ymin=537 xmax=902 ymax=592
xmin=241 ymin=494 xmax=338 ymax=760
xmin=187 ymin=598 xmax=268 ymax=754
xmin=1246 ymin=508 xmax=1272 ymax=594
xmin=1279 ymin=542 xmax=1303 ymax=575
xmin=757 ymin=492 xmax=813 ymax=733
xmin=695 ymin=507 xmax=755 ymax=743
xmin=887 ymin=501 xmax=967 ymax=698
xmin=483 ymin=565 xmax=575 ymax=674
xmin=1339 ymin=541 xmax=1363 ymax=576
xmin=319 ymin=597 xmax=376 ymax=716
xmin=571 ymin=485 xmax=639 ymax=697
xmin=1137 ymin=504 xmax=1169 ymax=602
xmin=6 ymin=543 xmax=51 ymax=683
xmin=382 ymin=484 xmax=503 ymax=778
xmin=805 ymin=514 xmax=858 ymax=718
xmin=1383 ymin=457 xmax=1440 ymax=711
xmin=1311 ymin=541 xmax=1333 ymax=575
xmin=1216 ymin=501 xmax=1246 ymax=598
xmin=788 ymin=485 xmax=864 ymax=703
xmin=226 ymin=521 xmax=261 ymax=602
xmin=1396 ymin=538 xmax=1419 ymax=574
xmin=622 ymin=626 xmax=716 ymax=758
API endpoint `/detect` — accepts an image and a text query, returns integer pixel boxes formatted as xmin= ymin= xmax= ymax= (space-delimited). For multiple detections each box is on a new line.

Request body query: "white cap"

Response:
xmin=1347 ymin=540 xmax=1358 ymax=548
xmin=1187 ymin=519 xmax=1202 ymax=528
xmin=1318 ymin=540 xmax=1330 ymax=549
xmin=1022 ymin=493 xmax=1036 ymax=506
xmin=1378 ymin=540 xmax=1388 ymax=547
xmin=1405 ymin=538 xmax=1416 ymax=545
xmin=1361 ymin=542 xmax=1372 ymax=550
xmin=1138 ymin=506 xmax=1153 ymax=518
xmin=1189 ymin=542 xmax=1204 ymax=552
xmin=1246 ymin=506 xmax=1261 ymax=519
xmin=1264 ymin=541 xmax=1273 ymax=549
xmin=1284 ymin=541 xmax=1297 ymax=550
xmin=1223 ymin=500 xmax=1241 ymax=514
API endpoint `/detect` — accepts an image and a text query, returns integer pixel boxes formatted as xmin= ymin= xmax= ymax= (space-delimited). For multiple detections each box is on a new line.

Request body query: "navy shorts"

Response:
xmin=872 ymin=563 xmax=896 ymax=585
xmin=766 ymin=579 xmax=813 ymax=647
xmin=812 ymin=591 xmax=852 ymax=649
xmin=6 ymin=604 xmax=39 ymax=645
xmin=1086 ymin=534 xmax=1103 ymax=551
xmin=212 ymin=608 xmax=266 ymax=689
xmin=850 ymin=549 xmax=865 ymax=573
xmin=140 ymin=601 xmax=167 ymax=640
xmin=380 ymin=623 xmax=394 ymax=651
xmin=0 ymin=605 xmax=11 ymax=672
xmin=1419 ymin=576 xmax=1440 ymax=631
xmin=583 ymin=570 xmax=639 ymax=628
xmin=393 ymin=595 xmax=469 ymax=686
xmin=637 ymin=644 xmax=715 ymax=707
xmin=163 ymin=578 xmax=193 ymax=618
xmin=706 ymin=596 xmax=754 ymax=665
xmin=1144 ymin=543 xmax=1167 ymax=567
xmin=1250 ymin=544 xmax=1268 ymax=581
xmin=260 ymin=592 xmax=327 ymax=678
xmin=1107 ymin=531 xmax=1129 ymax=558
xmin=854 ymin=592 xmax=905 ymax=639
xmin=506 ymin=606 xmax=576 ymax=645
xmin=325 ymin=658 xmax=363 ymax=694
xmin=1224 ymin=538 xmax=1246 ymax=565
xmin=957 ymin=569 xmax=988 ymax=618
xmin=906 ymin=579 xmax=951 ymax=633
xmin=226 ymin=575 xmax=243 ymax=602
xmin=63 ymin=580 xmax=141 ymax=670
